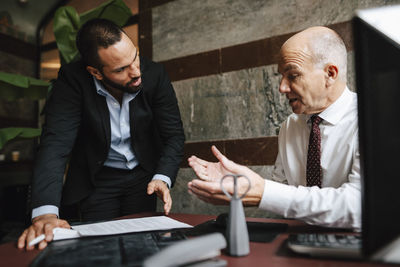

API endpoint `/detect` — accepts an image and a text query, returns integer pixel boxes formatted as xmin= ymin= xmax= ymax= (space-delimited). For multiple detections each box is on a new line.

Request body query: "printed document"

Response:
xmin=72 ymin=216 xmax=192 ymax=236
xmin=49 ymin=216 xmax=192 ymax=241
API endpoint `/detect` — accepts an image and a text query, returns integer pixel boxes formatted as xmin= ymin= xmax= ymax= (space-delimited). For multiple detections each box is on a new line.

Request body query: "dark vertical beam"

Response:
xmin=139 ymin=0 xmax=153 ymax=59
xmin=35 ymin=0 xmax=69 ymax=79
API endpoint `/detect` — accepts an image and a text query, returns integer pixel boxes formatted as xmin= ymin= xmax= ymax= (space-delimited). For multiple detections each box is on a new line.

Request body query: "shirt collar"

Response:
xmin=93 ymin=77 xmax=109 ymax=97
xmin=319 ymin=87 xmax=354 ymax=125
xmin=303 ymin=87 xmax=354 ymax=125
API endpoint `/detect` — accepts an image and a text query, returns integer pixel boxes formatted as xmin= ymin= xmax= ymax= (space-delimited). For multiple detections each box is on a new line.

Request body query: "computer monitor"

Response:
xmin=354 ymin=5 xmax=400 ymax=260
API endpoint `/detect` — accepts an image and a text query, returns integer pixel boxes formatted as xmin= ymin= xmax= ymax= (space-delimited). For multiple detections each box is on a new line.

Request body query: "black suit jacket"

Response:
xmin=31 ymin=57 xmax=185 ymax=208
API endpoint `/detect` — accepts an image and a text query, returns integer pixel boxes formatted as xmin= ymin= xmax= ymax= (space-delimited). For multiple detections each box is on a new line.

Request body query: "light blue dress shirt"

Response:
xmin=94 ymin=78 xmax=140 ymax=170
xmin=32 ymin=78 xmax=171 ymax=219
xmin=93 ymin=78 xmax=172 ymax=188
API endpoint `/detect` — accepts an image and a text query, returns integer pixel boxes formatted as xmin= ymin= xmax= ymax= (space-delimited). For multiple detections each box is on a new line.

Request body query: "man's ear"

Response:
xmin=86 ymin=66 xmax=103 ymax=80
xmin=324 ymin=64 xmax=338 ymax=86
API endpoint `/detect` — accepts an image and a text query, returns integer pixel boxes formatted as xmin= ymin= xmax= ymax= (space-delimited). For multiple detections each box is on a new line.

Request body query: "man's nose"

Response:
xmin=128 ymin=63 xmax=140 ymax=77
xmin=279 ymin=78 xmax=290 ymax=94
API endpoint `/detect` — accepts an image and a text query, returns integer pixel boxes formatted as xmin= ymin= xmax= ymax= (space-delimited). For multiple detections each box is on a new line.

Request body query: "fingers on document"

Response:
xmin=18 ymin=217 xmax=71 ymax=250
xmin=44 ymin=223 xmax=55 ymax=241
xmin=18 ymin=227 xmax=46 ymax=251
xmin=59 ymin=219 xmax=71 ymax=229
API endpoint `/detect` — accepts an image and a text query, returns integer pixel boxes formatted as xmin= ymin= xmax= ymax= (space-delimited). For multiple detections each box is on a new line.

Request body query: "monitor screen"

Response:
xmin=354 ymin=5 xmax=400 ymax=257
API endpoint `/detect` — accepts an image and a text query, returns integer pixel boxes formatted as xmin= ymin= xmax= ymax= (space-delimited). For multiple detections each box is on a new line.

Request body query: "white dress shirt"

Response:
xmin=259 ymin=87 xmax=361 ymax=230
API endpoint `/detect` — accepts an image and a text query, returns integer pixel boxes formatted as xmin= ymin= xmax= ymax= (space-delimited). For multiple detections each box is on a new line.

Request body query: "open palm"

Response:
xmin=187 ymin=146 xmax=266 ymax=207
xmin=188 ymin=146 xmax=241 ymax=182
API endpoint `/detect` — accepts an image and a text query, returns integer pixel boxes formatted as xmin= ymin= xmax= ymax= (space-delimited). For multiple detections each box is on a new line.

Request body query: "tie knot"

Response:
xmin=311 ymin=115 xmax=322 ymax=125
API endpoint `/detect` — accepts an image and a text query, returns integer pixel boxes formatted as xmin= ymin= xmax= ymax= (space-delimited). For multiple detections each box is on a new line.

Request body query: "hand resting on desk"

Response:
xmin=187 ymin=145 xmax=265 ymax=206
xmin=17 ymin=214 xmax=70 ymax=251
xmin=17 ymin=180 xmax=170 ymax=251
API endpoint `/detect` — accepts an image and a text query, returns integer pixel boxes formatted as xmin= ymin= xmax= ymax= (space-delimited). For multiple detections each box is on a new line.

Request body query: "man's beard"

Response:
xmin=101 ymin=72 xmax=143 ymax=94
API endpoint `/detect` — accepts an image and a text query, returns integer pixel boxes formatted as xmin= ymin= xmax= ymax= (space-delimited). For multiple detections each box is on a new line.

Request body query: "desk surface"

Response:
xmin=0 ymin=213 xmax=391 ymax=267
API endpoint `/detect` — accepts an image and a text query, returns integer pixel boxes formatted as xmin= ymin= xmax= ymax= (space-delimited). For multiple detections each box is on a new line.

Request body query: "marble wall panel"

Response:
xmin=174 ymin=64 xmax=292 ymax=142
xmin=153 ymin=0 xmax=399 ymax=61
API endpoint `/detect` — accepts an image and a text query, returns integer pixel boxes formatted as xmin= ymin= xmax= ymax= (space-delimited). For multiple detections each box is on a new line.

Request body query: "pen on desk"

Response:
xmin=28 ymin=234 xmax=46 ymax=247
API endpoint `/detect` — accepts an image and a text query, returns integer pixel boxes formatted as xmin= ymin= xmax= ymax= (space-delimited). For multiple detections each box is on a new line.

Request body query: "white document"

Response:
xmin=71 ymin=216 xmax=192 ymax=236
xmin=28 ymin=227 xmax=81 ymax=246
xmin=53 ymin=227 xmax=81 ymax=240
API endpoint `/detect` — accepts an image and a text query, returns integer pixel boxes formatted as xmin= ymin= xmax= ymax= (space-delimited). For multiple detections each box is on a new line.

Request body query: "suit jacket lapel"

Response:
xmin=94 ymin=90 xmax=111 ymax=149
xmin=129 ymin=56 xmax=147 ymax=149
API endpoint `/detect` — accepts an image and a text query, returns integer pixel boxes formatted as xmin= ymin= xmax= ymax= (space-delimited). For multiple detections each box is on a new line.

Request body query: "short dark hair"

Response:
xmin=76 ymin=18 xmax=124 ymax=70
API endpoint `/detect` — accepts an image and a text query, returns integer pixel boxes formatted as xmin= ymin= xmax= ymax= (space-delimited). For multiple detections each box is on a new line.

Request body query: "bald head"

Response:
xmin=282 ymin=26 xmax=347 ymax=82
xmin=278 ymin=26 xmax=348 ymax=114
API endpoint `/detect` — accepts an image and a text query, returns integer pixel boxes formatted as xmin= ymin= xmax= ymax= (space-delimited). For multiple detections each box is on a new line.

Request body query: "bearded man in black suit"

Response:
xmin=18 ymin=18 xmax=185 ymax=250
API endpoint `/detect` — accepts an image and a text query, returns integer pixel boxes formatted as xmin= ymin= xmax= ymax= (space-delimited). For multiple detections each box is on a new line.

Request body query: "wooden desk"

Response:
xmin=0 ymin=213 xmax=391 ymax=267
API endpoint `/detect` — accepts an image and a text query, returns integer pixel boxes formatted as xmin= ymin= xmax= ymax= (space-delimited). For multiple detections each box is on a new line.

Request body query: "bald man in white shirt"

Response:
xmin=187 ymin=26 xmax=361 ymax=230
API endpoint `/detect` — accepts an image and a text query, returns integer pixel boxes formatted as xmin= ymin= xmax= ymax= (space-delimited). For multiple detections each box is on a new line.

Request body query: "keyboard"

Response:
xmin=287 ymin=233 xmax=362 ymax=259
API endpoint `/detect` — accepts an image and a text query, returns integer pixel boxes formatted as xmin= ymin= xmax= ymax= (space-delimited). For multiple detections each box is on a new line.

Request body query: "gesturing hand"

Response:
xmin=188 ymin=146 xmax=244 ymax=182
xmin=187 ymin=146 xmax=265 ymax=206
xmin=147 ymin=179 xmax=172 ymax=215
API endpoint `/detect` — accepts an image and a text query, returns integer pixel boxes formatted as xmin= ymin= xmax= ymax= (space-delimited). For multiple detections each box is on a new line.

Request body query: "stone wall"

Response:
xmin=152 ymin=0 xmax=396 ymax=61
xmin=151 ymin=0 xmax=400 ymax=217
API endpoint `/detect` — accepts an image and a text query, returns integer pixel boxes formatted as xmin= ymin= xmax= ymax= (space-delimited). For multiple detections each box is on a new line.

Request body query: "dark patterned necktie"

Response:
xmin=306 ymin=115 xmax=323 ymax=187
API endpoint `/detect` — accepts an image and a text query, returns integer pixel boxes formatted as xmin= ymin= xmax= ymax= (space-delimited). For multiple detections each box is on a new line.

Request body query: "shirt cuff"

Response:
xmin=258 ymin=179 xmax=296 ymax=216
xmin=152 ymin=174 xmax=172 ymax=188
xmin=32 ymin=205 xmax=59 ymax=220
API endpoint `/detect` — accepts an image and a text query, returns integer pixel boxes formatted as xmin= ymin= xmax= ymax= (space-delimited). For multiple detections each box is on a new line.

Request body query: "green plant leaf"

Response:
xmin=53 ymin=0 xmax=133 ymax=65
xmin=53 ymin=6 xmax=81 ymax=65
xmin=0 ymin=127 xmax=41 ymax=150
xmin=80 ymin=0 xmax=132 ymax=26
xmin=0 ymin=71 xmax=50 ymax=101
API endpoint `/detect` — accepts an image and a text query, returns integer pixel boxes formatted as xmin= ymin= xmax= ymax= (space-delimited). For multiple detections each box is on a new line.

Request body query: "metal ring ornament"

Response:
xmin=220 ymin=174 xmax=251 ymax=200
